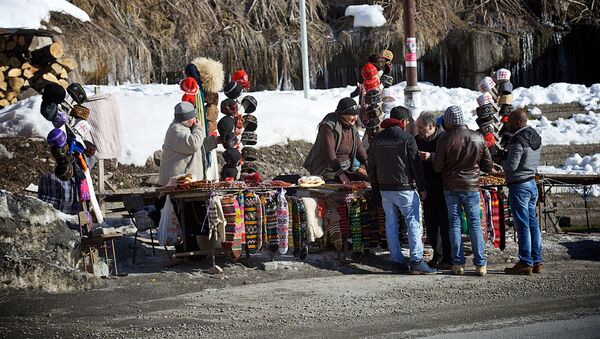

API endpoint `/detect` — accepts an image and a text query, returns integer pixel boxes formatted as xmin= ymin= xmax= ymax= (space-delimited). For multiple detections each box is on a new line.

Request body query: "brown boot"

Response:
xmin=532 ymin=263 xmax=542 ymax=273
xmin=504 ymin=262 xmax=533 ymax=275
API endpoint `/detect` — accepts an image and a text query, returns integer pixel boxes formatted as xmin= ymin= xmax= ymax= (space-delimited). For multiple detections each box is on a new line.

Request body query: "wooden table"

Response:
xmin=81 ymin=233 xmax=123 ymax=276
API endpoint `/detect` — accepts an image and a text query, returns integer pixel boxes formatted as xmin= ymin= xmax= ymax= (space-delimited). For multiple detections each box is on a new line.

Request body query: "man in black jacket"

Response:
xmin=416 ymin=112 xmax=452 ymax=269
xmin=368 ymin=106 xmax=436 ymax=275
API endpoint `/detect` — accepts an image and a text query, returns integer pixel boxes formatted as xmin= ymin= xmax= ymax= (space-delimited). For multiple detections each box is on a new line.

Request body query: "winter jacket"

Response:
xmin=416 ymin=126 xmax=445 ymax=196
xmin=303 ymin=113 xmax=367 ymax=178
xmin=367 ymin=119 xmax=426 ymax=192
xmin=159 ymin=121 xmax=205 ymax=185
xmin=433 ymin=125 xmax=493 ymax=192
xmin=502 ymin=126 xmax=542 ymax=185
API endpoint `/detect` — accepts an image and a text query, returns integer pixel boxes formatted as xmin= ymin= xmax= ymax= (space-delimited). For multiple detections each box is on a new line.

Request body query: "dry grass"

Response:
xmin=50 ymin=0 xmax=598 ymax=88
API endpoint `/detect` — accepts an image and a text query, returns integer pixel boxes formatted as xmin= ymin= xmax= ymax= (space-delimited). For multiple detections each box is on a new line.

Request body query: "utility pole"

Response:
xmin=299 ymin=0 xmax=310 ymax=98
xmin=403 ymin=0 xmax=420 ymax=120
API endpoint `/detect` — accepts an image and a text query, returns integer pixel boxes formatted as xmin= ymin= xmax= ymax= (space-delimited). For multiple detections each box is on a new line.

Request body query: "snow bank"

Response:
xmin=0 ymin=0 xmax=90 ymax=29
xmin=1 ymin=82 xmax=599 ymax=166
xmin=345 ymin=5 xmax=386 ymax=28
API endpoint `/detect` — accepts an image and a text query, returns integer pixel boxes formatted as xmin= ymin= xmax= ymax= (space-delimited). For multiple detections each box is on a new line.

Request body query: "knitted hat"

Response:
xmin=361 ymin=63 xmax=378 ymax=80
xmin=220 ymin=98 xmax=238 ymax=116
xmin=476 ymin=104 xmax=497 ymax=118
xmin=363 ymin=78 xmax=381 ymax=92
xmin=174 ymin=101 xmax=196 ymax=122
xmin=182 ymin=93 xmax=196 ymax=106
xmin=42 ymin=83 xmax=66 ymax=104
xmin=232 ymin=69 xmax=250 ymax=89
xmin=242 ymin=114 xmax=257 ymax=132
xmin=180 ymin=77 xmax=198 ymax=95
xmin=223 ymin=147 xmax=242 ymax=166
xmin=241 ymin=161 xmax=258 ymax=174
xmin=365 ymin=90 xmax=381 ymax=105
xmin=496 ymin=68 xmax=511 ymax=82
xmin=47 ymin=128 xmax=67 ymax=148
xmin=498 ymin=81 xmax=513 ymax=95
xmin=240 ymin=95 xmax=257 ymax=114
xmin=380 ymin=74 xmax=393 ymax=88
xmin=241 ymin=147 xmax=258 ymax=161
xmin=224 ymin=81 xmax=242 ymax=99
xmin=221 ymin=165 xmax=238 ymax=180
xmin=336 ymin=97 xmax=359 ymax=115
xmin=444 ymin=105 xmax=464 ymax=126
xmin=241 ymin=131 xmax=257 ymax=145
xmin=70 ymin=104 xmax=90 ymax=120
xmin=66 ymin=83 xmax=87 ymax=104
xmin=390 ymin=106 xmax=410 ymax=121
xmin=40 ymin=101 xmax=58 ymax=121
xmin=52 ymin=110 xmax=68 ymax=128
xmin=476 ymin=92 xmax=495 ymax=107
xmin=381 ymin=49 xmax=394 ymax=61
xmin=478 ymin=76 xmax=496 ymax=93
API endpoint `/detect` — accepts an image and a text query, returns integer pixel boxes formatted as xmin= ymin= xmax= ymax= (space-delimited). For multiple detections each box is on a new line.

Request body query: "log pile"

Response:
xmin=0 ymin=33 xmax=78 ymax=109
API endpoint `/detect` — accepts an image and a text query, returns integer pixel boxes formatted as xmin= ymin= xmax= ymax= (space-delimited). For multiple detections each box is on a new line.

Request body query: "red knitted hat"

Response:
xmin=361 ymin=63 xmax=378 ymax=80
xmin=180 ymin=77 xmax=198 ymax=95
xmin=182 ymin=93 xmax=196 ymax=106
xmin=363 ymin=78 xmax=381 ymax=92
xmin=232 ymin=69 xmax=250 ymax=89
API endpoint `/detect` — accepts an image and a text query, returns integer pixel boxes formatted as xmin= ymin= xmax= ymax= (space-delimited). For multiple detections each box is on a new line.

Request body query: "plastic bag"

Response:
xmin=157 ymin=195 xmax=183 ymax=246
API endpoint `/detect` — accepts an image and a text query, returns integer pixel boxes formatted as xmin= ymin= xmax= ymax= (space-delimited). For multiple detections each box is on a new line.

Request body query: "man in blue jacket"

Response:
xmin=368 ymin=106 xmax=436 ymax=275
xmin=502 ymin=108 xmax=543 ymax=275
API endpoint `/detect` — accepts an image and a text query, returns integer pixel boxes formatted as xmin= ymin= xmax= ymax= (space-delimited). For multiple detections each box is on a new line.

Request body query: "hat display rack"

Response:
xmin=475 ymin=68 xmax=514 ymax=154
xmin=40 ymin=82 xmax=104 ymax=224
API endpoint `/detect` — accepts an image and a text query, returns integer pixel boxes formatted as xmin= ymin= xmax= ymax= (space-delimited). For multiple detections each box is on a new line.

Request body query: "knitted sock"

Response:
xmin=297 ymin=198 xmax=308 ymax=260
xmin=286 ymin=197 xmax=294 ymax=253
xmin=349 ymin=199 xmax=363 ymax=254
xmin=255 ymin=193 xmax=263 ymax=251
xmin=360 ymin=197 xmax=371 ymax=249
xmin=260 ymin=194 xmax=268 ymax=249
xmin=244 ymin=191 xmax=259 ymax=254
xmin=276 ymin=190 xmax=289 ymax=255
xmin=327 ymin=203 xmax=343 ymax=251
xmin=220 ymin=195 xmax=236 ymax=250
xmin=491 ymin=190 xmax=501 ymax=249
xmin=291 ymin=198 xmax=301 ymax=257
xmin=264 ymin=196 xmax=279 ymax=253
xmin=337 ymin=203 xmax=350 ymax=238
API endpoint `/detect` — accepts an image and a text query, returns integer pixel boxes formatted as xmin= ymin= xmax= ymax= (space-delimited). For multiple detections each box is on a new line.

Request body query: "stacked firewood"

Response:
xmin=0 ymin=34 xmax=78 ymax=108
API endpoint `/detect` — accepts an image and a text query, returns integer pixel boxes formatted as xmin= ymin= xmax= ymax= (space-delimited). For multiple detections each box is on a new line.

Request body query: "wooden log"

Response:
xmin=50 ymin=63 xmax=63 ymax=75
xmin=0 ymin=39 xmax=5 ymax=52
xmin=0 ymin=99 xmax=9 ymax=107
xmin=0 ymin=65 xmax=8 ymax=73
xmin=57 ymin=57 xmax=78 ymax=72
xmin=0 ymin=79 xmax=6 ymax=91
xmin=59 ymin=68 xmax=68 ymax=79
xmin=21 ymin=62 xmax=31 ymax=70
xmin=0 ymin=91 xmax=4 ymax=98
xmin=8 ymin=77 xmax=25 ymax=90
xmin=23 ymin=68 xmax=35 ymax=79
xmin=0 ymin=70 xmax=4 ymax=82
xmin=7 ymin=68 xmax=22 ymax=77
xmin=9 ymin=97 xmax=17 ymax=104
xmin=0 ymin=54 xmax=9 ymax=67
xmin=8 ymin=56 xmax=20 ymax=68
xmin=30 ymin=42 xmax=63 ymax=65
xmin=58 ymin=79 xmax=69 ymax=89
xmin=17 ymin=35 xmax=28 ymax=47
xmin=28 ymin=36 xmax=53 ymax=52
xmin=42 ymin=72 xmax=59 ymax=84
xmin=5 ymin=91 xmax=17 ymax=101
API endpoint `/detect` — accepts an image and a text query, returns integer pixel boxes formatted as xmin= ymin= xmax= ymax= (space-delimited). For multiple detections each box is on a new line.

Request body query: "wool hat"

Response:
xmin=184 ymin=63 xmax=202 ymax=85
xmin=242 ymin=114 xmax=257 ymax=132
xmin=363 ymin=78 xmax=381 ymax=92
xmin=70 ymin=104 xmax=90 ymax=120
xmin=241 ymin=147 xmax=258 ymax=162
xmin=241 ymin=131 xmax=257 ymax=145
xmin=40 ymin=100 xmax=58 ymax=121
xmin=221 ymin=165 xmax=238 ymax=180
xmin=361 ymin=63 xmax=378 ymax=80
xmin=365 ymin=90 xmax=381 ymax=105
xmin=224 ymin=81 xmax=242 ymax=99
xmin=220 ymin=98 xmax=238 ymax=116
xmin=174 ymin=101 xmax=196 ymax=122
xmin=444 ymin=105 xmax=464 ymax=126
xmin=496 ymin=68 xmax=511 ymax=82
xmin=478 ymin=76 xmax=496 ymax=93
xmin=52 ymin=111 xmax=68 ymax=128
xmin=390 ymin=106 xmax=410 ymax=121
xmin=182 ymin=93 xmax=196 ymax=106
xmin=240 ymin=95 xmax=257 ymax=114
xmin=381 ymin=49 xmax=394 ymax=61
xmin=47 ymin=128 xmax=67 ymax=148
xmin=66 ymin=83 xmax=87 ymax=104
xmin=42 ymin=83 xmax=66 ymax=104
xmin=380 ymin=74 xmax=393 ymax=88
xmin=336 ymin=97 xmax=359 ymax=115
xmin=476 ymin=103 xmax=497 ymax=118
xmin=180 ymin=77 xmax=198 ymax=95
xmin=232 ymin=69 xmax=250 ymax=89
xmin=497 ymin=81 xmax=513 ymax=95
xmin=223 ymin=147 xmax=242 ymax=166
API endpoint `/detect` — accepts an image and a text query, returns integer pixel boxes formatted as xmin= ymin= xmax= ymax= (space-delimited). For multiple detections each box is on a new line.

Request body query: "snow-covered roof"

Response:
xmin=0 ymin=0 xmax=90 ymax=30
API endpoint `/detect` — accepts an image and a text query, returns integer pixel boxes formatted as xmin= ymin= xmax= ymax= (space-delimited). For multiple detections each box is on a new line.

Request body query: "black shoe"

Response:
xmin=392 ymin=262 xmax=410 ymax=273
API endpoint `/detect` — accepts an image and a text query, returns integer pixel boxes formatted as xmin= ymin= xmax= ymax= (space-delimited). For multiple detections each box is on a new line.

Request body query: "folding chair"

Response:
xmin=123 ymin=195 xmax=158 ymax=264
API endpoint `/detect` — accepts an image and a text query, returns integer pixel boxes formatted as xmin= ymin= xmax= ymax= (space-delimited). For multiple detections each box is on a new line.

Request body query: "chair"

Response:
xmin=123 ymin=195 xmax=158 ymax=264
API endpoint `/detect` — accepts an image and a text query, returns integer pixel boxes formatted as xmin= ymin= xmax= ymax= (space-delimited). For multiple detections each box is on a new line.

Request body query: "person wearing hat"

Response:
xmin=433 ymin=105 xmax=493 ymax=277
xmin=158 ymin=101 xmax=206 ymax=186
xmin=368 ymin=106 xmax=434 ymax=275
xmin=303 ymin=97 xmax=368 ymax=183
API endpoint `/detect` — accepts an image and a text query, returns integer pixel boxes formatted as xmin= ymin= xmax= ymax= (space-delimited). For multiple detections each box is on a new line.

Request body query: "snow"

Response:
xmin=0 ymin=0 xmax=90 ymax=29
xmin=345 ymin=5 xmax=386 ymax=28
xmin=1 ymin=81 xmax=600 ymax=167
xmin=538 ymin=153 xmax=600 ymax=196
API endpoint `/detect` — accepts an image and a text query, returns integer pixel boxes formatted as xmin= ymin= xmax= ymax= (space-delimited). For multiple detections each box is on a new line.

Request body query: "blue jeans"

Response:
xmin=508 ymin=179 xmax=542 ymax=266
xmin=444 ymin=191 xmax=487 ymax=266
xmin=381 ymin=190 xmax=423 ymax=264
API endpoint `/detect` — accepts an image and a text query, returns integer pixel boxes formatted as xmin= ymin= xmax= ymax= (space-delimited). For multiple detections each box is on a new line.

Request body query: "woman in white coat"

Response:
xmin=158 ymin=101 xmax=205 ymax=186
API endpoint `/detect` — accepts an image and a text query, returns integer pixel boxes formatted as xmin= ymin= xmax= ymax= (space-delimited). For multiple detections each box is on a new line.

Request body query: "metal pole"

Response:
xmin=299 ymin=0 xmax=310 ymax=98
xmin=403 ymin=0 xmax=421 ymax=124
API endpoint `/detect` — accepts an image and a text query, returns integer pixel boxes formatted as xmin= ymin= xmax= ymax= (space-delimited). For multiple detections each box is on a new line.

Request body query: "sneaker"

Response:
xmin=392 ymin=262 xmax=410 ymax=274
xmin=533 ymin=263 xmax=542 ymax=274
xmin=410 ymin=261 xmax=437 ymax=275
xmin=450 ymin=264 xmax=464 ymax=275
xmin=436 ymin=261 xmax=453 ymax=270
xmin=475 ymin=265 xmax=487 ymax=277
xmin=504 ymin=262 xmax=533 ymax=275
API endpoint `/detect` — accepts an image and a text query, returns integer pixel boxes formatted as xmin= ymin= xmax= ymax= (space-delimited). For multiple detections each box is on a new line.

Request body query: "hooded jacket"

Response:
xmin=502 ymin=126 xmax=542 ymax=184
xmin=433 ymin=125 xmax=493 ymax=191
xmin=367 ymin=118 xmax=426 ymax=192
xmin=159 ymin=121 xmax=205 ymax=185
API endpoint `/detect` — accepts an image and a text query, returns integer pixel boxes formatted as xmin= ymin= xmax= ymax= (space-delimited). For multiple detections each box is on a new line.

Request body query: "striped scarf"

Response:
xmin=264 ymin=195 xmax=279 ymax=253
xmin=244 ymin=191 xmax=261 ymax=254
xmin=491 ymin=190 xmax=501 ymax=249
xmin=221 ymin=195 xmax=243 ymax=258
xmin=276 ymin=190 xmax=289 ymax=255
